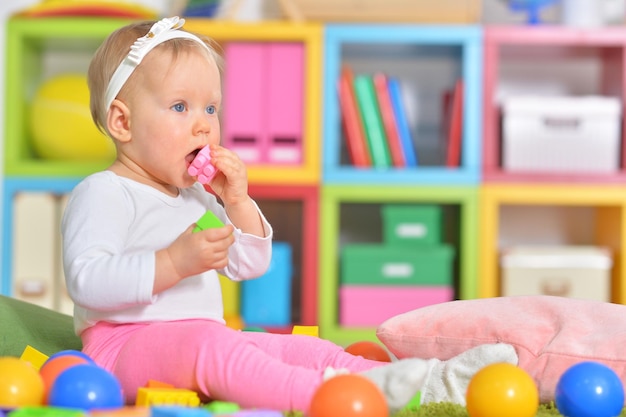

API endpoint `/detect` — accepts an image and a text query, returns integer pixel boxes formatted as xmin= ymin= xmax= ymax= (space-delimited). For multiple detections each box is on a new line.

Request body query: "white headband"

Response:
xmin=104 ymin=16 xmax=211 ymax=111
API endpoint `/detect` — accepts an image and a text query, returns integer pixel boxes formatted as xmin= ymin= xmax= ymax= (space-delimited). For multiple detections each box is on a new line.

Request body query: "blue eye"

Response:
xmin=172 ymin=103 xmax=186 ymax=112
xmin=206 ymin=105 xmax=216 ymax=115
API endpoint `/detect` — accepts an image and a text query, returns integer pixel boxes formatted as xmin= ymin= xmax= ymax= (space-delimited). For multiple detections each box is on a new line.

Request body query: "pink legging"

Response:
xmin=81 ymin=319 xmax=385 ymax=412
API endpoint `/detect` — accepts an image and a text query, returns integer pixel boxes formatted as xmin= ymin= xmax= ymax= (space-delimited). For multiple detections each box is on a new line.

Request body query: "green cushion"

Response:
xmin=0 ymin=295 xmax=82 ymax=357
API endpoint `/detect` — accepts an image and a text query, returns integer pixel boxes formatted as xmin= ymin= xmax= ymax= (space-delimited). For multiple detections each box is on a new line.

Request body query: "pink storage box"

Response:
xmin=224 ymin=42 xmax=303 ymax=165
xmin=339 ymin=285 xmax=454 ymax=326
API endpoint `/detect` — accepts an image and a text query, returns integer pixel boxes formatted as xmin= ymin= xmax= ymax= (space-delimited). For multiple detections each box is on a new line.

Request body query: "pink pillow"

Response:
xmin=376 ymin=295 xmax=626 ymax=403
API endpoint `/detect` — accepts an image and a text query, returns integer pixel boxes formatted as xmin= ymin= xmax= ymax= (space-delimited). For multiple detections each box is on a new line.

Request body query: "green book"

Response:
xmin=353 ymin=74 xmax=392 ymax=168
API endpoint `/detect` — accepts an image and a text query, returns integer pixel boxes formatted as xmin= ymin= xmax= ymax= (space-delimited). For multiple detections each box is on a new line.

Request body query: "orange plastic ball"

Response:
xmin=40 ymin=354 xmax=90 ymax=400
xmin=345 ymin=341 xmax=391 ymax=362
xmin=0 ymin=357 xmax=45 ymax=407
xmin=466 ymin=362 xmax=538 ymax=417
xmin=310 ymin=374 xmax=389 ymax=417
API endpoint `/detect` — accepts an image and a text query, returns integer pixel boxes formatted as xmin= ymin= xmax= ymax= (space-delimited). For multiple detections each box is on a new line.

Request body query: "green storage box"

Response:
xmin=382 ymin=204 xmax=442 ymax=246
xmin=341 ymin=243 xmax=454 ymax=286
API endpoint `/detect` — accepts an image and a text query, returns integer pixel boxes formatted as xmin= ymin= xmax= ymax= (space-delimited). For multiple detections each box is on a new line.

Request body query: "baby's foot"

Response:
xmin=360 ymin=343 xmax=518 ymax=414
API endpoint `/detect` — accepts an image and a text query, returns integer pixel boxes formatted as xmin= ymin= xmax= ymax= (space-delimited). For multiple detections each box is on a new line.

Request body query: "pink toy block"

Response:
xmin=188 ymin=145 xmax=217 ymax=184
xmin=339 ymin=285 xmax=454 ymax=326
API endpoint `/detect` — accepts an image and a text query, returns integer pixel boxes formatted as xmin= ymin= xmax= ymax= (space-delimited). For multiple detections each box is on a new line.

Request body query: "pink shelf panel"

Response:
xmin=483 ymin=25 xmax=626 ymax=183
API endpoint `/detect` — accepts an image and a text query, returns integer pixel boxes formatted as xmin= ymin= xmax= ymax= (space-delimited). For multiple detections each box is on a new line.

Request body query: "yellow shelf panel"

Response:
xmin=479 ymin=184 xmax=626 ymax=303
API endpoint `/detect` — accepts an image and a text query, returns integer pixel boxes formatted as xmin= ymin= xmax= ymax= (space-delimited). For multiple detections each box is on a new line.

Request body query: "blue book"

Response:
xmin=387 ymin=77 xmax=418 ymax=167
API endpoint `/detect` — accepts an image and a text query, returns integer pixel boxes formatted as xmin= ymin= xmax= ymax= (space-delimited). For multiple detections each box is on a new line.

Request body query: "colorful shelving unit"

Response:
xmin=6 ymin=16 xmax=626 ymax=346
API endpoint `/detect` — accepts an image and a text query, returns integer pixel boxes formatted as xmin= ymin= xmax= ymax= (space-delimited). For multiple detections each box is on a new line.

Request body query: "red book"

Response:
xmin=445 ymin=79 xmax=464 ymax=167
xmin=338 ymin=66 xmax=371 ymax=167
xmin=373 ymin=73 xmax=406 ymax=168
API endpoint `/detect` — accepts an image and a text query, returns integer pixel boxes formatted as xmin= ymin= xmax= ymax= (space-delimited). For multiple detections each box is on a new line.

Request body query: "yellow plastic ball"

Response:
xmin=0 ymin=357 xmax=45 ymax=407
xmin=30 ymin=74 xmax=115 ymax=160
xmin=466 ymin=362 xmax=538 ymax=417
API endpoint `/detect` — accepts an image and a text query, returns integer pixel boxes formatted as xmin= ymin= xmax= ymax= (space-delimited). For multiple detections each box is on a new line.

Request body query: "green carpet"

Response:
xmin=285 ymin=403 xmax=626 ymax=416
xmin=394 ymin=402 xmax=626 ymax=416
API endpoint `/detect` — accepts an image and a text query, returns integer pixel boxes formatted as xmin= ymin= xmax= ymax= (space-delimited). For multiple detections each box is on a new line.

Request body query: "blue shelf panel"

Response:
xmin=323 ymin=24 xmax=483 ymax=185
xmin=1 ymin=177 xmax=81 ymax=296
xmin=323 ymin=166 xmax=480 ymax=184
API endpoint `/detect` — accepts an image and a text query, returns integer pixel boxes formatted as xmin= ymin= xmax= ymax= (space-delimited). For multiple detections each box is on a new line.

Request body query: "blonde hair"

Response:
xmin=87 ymin=20 xmax=224 ymax=136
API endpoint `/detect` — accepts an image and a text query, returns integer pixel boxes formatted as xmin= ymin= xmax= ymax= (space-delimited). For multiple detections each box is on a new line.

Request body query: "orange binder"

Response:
xmin=373 ymin=72 xmax=406 ymax=168
xmin=445 ymin=79 xmax=464 ymax=167
xmin=338 ymin=66 xmax=371 ymax=167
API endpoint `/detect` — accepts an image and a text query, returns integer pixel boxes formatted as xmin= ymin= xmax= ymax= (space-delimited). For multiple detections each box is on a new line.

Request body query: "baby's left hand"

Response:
xmin=201 ymin=144 xmax=250 ymax=206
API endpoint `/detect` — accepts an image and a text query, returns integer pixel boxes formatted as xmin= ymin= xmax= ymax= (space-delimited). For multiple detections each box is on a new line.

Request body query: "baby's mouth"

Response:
xmin=186 ymin=148 xmax=201 ymax=166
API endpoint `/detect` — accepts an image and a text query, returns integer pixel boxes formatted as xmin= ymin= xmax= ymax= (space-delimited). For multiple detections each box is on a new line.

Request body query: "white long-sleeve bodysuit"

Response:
xmin=61 ymin=171 xmax=272 ymax=335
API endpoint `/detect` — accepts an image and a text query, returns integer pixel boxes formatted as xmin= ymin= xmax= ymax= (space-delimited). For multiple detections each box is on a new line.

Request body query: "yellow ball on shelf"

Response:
xmin=30 ymin=73 xmax=115 ymax=161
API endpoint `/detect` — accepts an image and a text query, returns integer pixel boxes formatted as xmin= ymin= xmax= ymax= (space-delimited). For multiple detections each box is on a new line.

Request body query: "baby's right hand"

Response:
xmin=167 ymin=221 xmax=235 ymax=280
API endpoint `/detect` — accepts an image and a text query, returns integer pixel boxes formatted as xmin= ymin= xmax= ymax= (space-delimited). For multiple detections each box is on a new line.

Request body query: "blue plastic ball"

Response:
xmin=555 ymin=361 xmax=624 ymax=417
xmin=48 ymin=364 xmax=123 ymax=410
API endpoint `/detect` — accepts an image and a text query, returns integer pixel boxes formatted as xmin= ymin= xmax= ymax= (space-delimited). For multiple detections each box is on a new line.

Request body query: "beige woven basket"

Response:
xmin=279 ymin=0 xmax=481 ymax=23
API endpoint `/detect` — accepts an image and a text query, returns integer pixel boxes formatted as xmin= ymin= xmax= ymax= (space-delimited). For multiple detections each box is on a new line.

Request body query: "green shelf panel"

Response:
xmin=319 ymin=184 xmax=479 ymax=345
xmin=5 ymin=17 xmax=133 ymax=177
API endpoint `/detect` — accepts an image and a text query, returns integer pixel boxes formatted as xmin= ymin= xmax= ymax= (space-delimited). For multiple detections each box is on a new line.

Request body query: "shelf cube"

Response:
xmin=323 ymin=24 xmax=483 ymax=185
xmin=319 ymin=184 xmax=478 ymax=345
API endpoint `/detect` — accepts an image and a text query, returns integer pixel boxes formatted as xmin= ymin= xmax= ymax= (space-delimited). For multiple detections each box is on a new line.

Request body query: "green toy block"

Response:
xmin=402 ymin=391 xmax=421 ymax=412
xmin=193 ymin=211 xmax=224 ymax=233
xmin=8 ymin=406 xmax=86 ymax=417
xmin=203 ymin=400 xmax=239 ymax=414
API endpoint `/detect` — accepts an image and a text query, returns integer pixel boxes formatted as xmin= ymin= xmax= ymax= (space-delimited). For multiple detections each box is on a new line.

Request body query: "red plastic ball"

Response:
xmin=40 ymin=354 xmax=90 ymax=400
xmin=309 ymin=374 xmax=389 ymax=417
xmin=345 ymin=341 xmax=391 ymax=362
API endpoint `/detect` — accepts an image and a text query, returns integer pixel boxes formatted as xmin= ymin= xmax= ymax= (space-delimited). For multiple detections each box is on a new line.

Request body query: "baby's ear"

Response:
xmin=106 ymin=99 xmax=131 ymax=142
